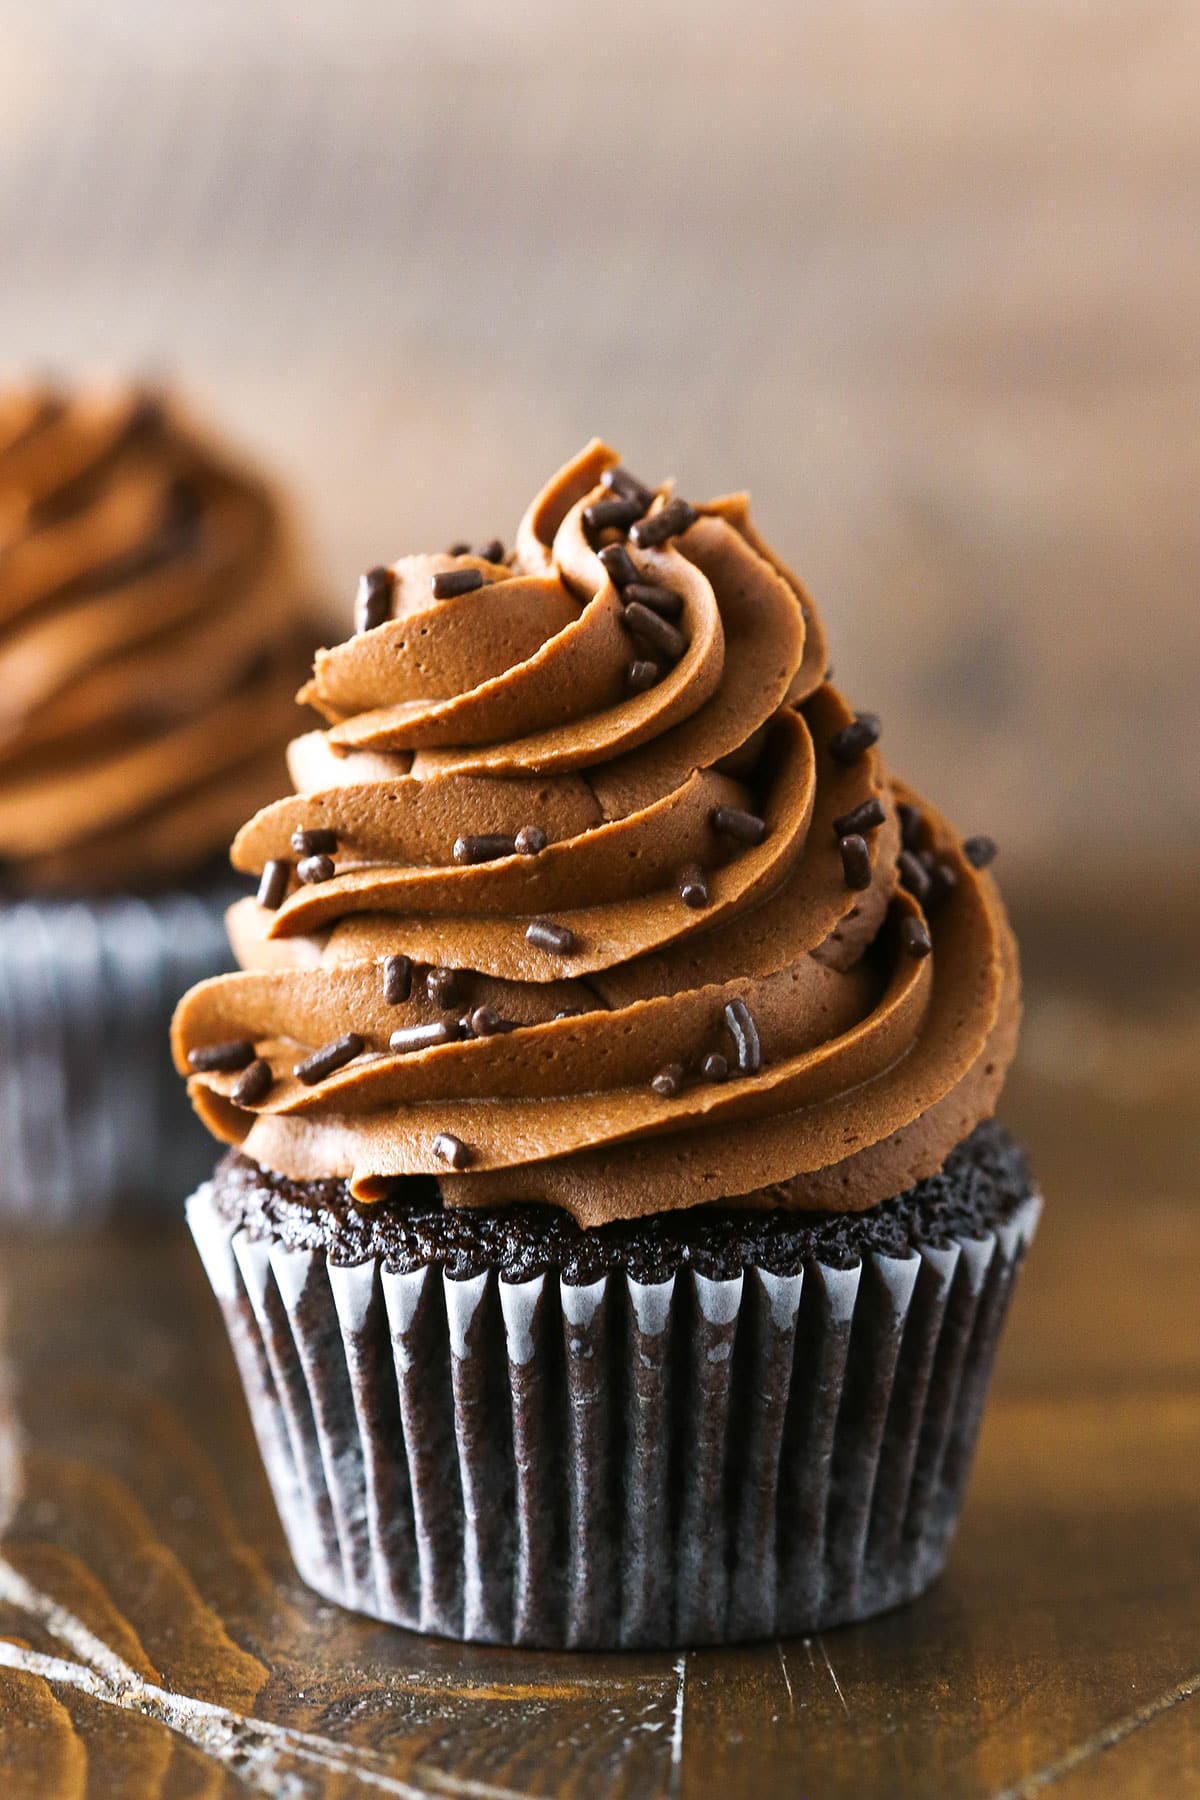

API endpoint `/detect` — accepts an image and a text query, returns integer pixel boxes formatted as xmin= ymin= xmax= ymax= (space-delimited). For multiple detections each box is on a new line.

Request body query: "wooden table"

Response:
xmin=0 ymin=970 xmax=1197 ymax=1799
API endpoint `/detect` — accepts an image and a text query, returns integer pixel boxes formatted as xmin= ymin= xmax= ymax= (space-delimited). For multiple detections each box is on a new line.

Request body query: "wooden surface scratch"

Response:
xmin=995 ymin=1675 xmax=1200 ymax=1800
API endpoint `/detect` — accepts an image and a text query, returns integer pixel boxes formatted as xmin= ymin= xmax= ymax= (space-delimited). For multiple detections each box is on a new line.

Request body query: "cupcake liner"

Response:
xmin=188 ymin=1184 xmax=1041 ymax=1648
xmin=0 ymin=885 xmax=237 ymax=1224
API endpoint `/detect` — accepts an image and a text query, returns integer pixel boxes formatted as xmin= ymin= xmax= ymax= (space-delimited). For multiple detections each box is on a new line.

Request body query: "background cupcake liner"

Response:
xmin=188 ymin=1182 xmax=1041 ymax=1649
xmin=0 ymin=885 xmax=237 ymax=1224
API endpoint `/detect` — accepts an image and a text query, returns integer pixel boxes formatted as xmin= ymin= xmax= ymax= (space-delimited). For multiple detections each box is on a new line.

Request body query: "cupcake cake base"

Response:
xmin=188 ymin=1121 xmax=1039 ymax=1649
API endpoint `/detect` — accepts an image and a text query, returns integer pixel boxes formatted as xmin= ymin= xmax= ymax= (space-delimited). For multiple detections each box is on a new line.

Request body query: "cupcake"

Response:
xmin=0 ymin=382 xmax=315 ymax=1221
xmin=177 ymin=441 xmax=1039 ymax=1647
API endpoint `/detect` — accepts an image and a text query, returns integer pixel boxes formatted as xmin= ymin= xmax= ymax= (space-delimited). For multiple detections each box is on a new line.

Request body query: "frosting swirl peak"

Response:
xmin=174 ymin=442 xmax=1018 ymax=1226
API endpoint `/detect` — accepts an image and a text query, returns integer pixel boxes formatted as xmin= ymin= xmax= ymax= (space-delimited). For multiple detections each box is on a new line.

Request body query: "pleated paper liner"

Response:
xmin=0 ymin=884 xmax=236 ymax=1223
xmin=188 ymin=1179 xmax=1040 ymax=1649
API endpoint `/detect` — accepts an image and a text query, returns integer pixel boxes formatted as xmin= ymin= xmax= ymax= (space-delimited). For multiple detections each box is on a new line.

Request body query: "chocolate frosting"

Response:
xmin=0 ymin=383 xmax=314 ymax=892
xmin=173 ymin=441 xmax=1020 ymax=1227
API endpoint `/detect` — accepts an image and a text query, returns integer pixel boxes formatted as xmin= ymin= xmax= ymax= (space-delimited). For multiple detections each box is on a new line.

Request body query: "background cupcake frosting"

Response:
xmin=174 ymin=443 xmax=1019 ymax=1224
xmin=0 ymin=382 xmax=311 ymax=894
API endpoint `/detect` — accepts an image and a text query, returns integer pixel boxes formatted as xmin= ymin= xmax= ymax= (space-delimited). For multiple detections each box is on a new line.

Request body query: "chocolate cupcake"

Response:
xmin=0 ymin=383 xmax=315 ymax=1221
xmin=177 ymin=442 xmax=1039 ymax=1646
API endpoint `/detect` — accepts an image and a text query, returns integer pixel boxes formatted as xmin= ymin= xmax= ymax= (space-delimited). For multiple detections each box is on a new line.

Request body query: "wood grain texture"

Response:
xmin=0 ymin=925 xmax=1197 ymax=1798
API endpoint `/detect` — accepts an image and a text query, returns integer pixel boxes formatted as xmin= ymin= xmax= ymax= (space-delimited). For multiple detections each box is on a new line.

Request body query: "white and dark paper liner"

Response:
xmin=188 ymin=1184 xmax=1040 ymax=1648
xmin=0 ymin=887 xmax=235 ymax=1223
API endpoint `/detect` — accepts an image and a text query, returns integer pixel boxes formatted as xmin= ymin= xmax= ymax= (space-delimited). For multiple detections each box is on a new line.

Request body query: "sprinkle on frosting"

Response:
xmin=583 ymin=495 xmax=646 ymax=538
xmin=711 ymin=805 xmax=767 ymax=845
xmin=829 ymin=712 xmax=881 ymax=764
xmin=601 ymin=466 xmax=654 ymax=510
xmin=296 ymin=853 xmax=335 ymax=884
xmin=526 ymin=919 xmax=576 ymax=955
xmin=901 ymin=916 xmax=933 ymax=959
xmin=172 ymin=440 xmax=1020 ymax=1229
xmin=291 ymin=827 xmax=337 ymax=856
xmin=963 ymin=834 xmax=999 ymax=869
xmin=833 ymin=796 xmax=886 ymax=838
xmin=431 ymin=567 xmax=484 ymax=600
xmin=434 ymin=1132 xmax=473 ymax=1170
xmin=839 ymin=833 xmax=872 ymax=890
xmin=453 ymin=833 xmax=517 ymax=865
xmin=355 ymin=567 xmax=394 ymax=633
xmin=897 ymin=848 xmax=932 ymax=901
xmin=257 ymin=859 xmax=290 ymax=910
xmin=382 ymin=954 xmax=412 ymax=1004
xmin=188 ymin=1039 xmax=255 ymax=1073
xmin=232 ymin=1058 xmax=274 ymax=1105
xmin=630 ymin=496 xmax=698 ymax=548
xmin=598 ymin=543 xmax=639 ymax=590
xmin=724 ymin=999 xmax=762 ymax=1075
xmin=294 ymin=1033 xmax=364 ymax=1085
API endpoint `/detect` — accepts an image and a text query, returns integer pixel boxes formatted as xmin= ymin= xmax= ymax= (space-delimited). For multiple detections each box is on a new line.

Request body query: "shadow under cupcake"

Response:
xmin=176 ymin=441 xmax=1040 ymax=1647
xmin=0 ymin=382 xmax=316 ymax=1223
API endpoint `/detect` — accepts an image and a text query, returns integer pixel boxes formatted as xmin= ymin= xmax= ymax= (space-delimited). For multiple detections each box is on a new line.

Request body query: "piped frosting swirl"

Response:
xmin=173 ymin=441 xmax=1019 ymax=1227
xmin=0 ymin=383 xmax=314 ymax=892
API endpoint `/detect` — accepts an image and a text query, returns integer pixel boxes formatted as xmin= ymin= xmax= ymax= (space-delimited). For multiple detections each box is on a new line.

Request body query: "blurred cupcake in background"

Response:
xmin=0 ymin=381 xmax=317 ymax=1223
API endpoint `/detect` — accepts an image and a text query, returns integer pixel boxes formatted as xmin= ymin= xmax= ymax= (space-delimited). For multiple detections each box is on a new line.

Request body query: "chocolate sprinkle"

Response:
xmin=453 ymin=833 xmax=516 ymax=865
xmin=929 ymin=859 xmax=960 ymax=904
xmin=963 ymin=835 xmax=999 ymax=869
xmin=651 ymin=1062 xmax=686 ymax=1098
xmin=231 ymin=1058 xmax=273 ymax=1106
xmin=724 ymin=998 xmax=762 ymax=1074
xmin=630 ymin=496 xmax=698 ymax=547
xmin=679 ymin=865 xmax=710 ymax=909
xmin=257 ymin=859 xmax=290 ymax=910
xmin=832 ymin=795 xmax=886 ymax=838
xmin=390 ymin=1020 xmax=460 ymax=1054
xmin=447 ymin=541 xmax=471 ymax=556
xmin=188 ymin=1039 xmax=255 ymax=1074
xmin=432 ymin=567 xmax=485 ymax=600
xmin=382 ymin=954 xmax=412 ymax=1004
xmin=897 ymin=802 xmax=924 ymax=851
xmin=710 ymin=805 xmax=767 ymax=846
xmin=598 ymin=542 xmax=639 ymax=590
xmin=476 ymin=539 xmax=505 ymax=563
xmin=514 ymin=825 xmax=547 ymax=856
xmin=897 ymin=848 xmax=933 ymax=902
xmin=623 ymin=601 xmax=685 ymax=662
xmin=294 ymin=1033 xmax=364 ymax=1086
xmin=839 ymin=833 xmax=873 ymax=890
xmin=623 ymin=581 xmax=683 ymax=620
xmin=901 ymin=916 xmax=933 ymax=959
xmin=291 ymin=827 xmax=337 ymax=857
xmin=829 ymin=711 xmax=881 ymax=764
xmin=355 ymin=566 xmax=394 ymax=633
xmin=434 ymin=1132 xmax=473 ymax=1170
xmin=626 ymin=659 xmax=659 ymax=694
xmin=702 ymin=1050 xmax=729 ymax=1083
xmin=426 ymin=967 xmax=464 ymax=1008
xmin=296 ymin=853 xmax=335 ymax=885
xmin=526 ymin=919 xmax=575 ymax=955
xmin=602 ymin=466 xmax=655 ymax=509
xmin=469 ymin=1005 xmax=506 ymax=1037
xmin=583 ymin=494 xmax=646 ymax=538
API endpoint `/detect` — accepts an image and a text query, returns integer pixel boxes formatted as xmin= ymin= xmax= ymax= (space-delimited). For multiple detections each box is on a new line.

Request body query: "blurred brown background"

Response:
xmin=1 ymin=1 xmax=1196 ymax=918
